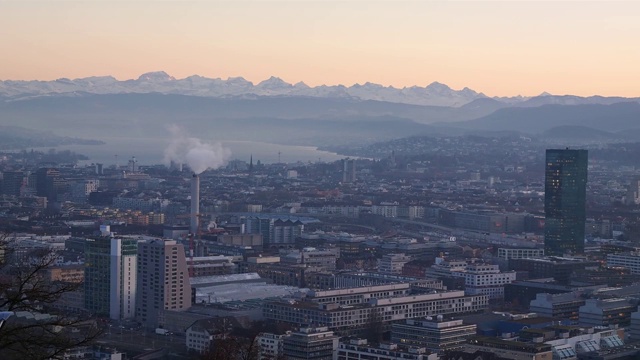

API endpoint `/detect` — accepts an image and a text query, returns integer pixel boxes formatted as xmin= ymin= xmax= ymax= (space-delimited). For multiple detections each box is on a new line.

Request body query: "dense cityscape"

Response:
xmin=3 ymin=1 xmax=640 ymax=359
xmin=2 ymin=132 xmax=640 ymax=359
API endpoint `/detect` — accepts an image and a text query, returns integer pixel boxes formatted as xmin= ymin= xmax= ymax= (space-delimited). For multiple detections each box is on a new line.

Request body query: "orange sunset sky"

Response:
xmin=1 ymin=1 xmax=639 ymax=97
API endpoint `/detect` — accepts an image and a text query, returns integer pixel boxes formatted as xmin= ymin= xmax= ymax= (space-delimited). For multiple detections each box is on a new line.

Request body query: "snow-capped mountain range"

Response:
xmin=2 ymin=71 xmax=638 ymax=108
xmin=0 ymin=71 xmax=491 ymax=107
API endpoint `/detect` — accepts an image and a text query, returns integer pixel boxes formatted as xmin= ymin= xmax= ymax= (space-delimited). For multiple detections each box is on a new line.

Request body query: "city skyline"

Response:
xmin=1 ymin=1 xmax=640 ymax=97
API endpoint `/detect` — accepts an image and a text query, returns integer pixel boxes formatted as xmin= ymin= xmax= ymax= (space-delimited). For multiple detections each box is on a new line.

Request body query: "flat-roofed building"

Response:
xmin=579 ymin=298 xmax=639 ymax=327
xmin=465 ymin=336 xmax=553 ymax=360
xmin=530 ymin=292 xmax=585 ymax=321
xmin=257 ymin=332 xmax=287 ymax=360
xmin=264 ymin=289 xmax=488 ymax=335
xmin=187 ymin=255 xmax=238 ymax=277
xmin=281 ymin=327 xmax=338 ymax=360
xmin=498 ymin=248 xmax=545 ymax=260
xmin=378 ymin=253 xmax=411 ymax=274
xmin=391 ymin=317 xmax=477 ymax=355
xmin=606 ymin=252 xmax=640 ymax=274
xmin=336 ymin=339 xmax=437 ymax=360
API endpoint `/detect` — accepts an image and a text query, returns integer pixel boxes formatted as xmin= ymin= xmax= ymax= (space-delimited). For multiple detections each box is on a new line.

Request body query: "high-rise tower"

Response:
xmin=136 ymin=239 xmax=191 ymax=329
xmin=544 ymin=149 xmax=588 ymax=256
xmin=84 ymin=236 xmax=137 ymax=320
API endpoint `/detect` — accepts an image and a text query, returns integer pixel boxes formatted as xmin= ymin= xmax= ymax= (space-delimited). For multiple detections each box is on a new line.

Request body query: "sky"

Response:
xmin=1 ymin=1 xmax=639 ymax=97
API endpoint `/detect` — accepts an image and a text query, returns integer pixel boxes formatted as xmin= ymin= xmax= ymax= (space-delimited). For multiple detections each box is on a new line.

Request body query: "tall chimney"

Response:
xmin=190 ymin=174 xmax=200 ymax=235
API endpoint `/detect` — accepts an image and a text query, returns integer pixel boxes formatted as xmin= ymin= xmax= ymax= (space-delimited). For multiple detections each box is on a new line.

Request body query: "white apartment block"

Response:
xmin=428 ymin=260 xmax=515 ymax=300
xmin=457 ymin=263 xmax=516 ymax=300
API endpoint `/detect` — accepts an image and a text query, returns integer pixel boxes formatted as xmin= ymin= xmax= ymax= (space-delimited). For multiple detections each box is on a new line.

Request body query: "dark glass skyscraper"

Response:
xmin=544 ymin=149 xmax=588 ymax=256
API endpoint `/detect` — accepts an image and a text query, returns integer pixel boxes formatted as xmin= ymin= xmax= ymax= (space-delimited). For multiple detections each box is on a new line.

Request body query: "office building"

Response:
xmin=244 ymin=216 xmax=305 ymax=246
xmin=497 ymin=248 xmax=545 ymax=261
xmin=36 ymin=167 xmax=63 ymax=202
xmin=461 ymin=263 xmax=516 ymax=300
xmin=281 ymin=327 xmax=338 ymax=360
xmin=579 ymin=298 xmax=638 ymax=327
xmin=280 ymin=247 xmax=339 ymax=271
xmin=465 ymin=337 xmax=552 ymax=360
xmin=544 ymin=149 xmax=588 ymax=256
xmin=136 ymin=239 xmax=192 ymax=329
xmin=264 ymin=289 xmax=488 ymax=335
xmin=336 ymin=339 xmax=436 ymax=360
xmin=185 ymin=317 xmax=241 ymax=354
xmin=508 ymin=257 xmax=598 ymax=284
xmin=342 ymin=159 xmax=356 ymax=183
xmin=378 ymin=253 xmax=411 ymax=274
xmin=186 ymin=255 xmax=238 ymax=277
xmin=606 ymin=251 xmax=640 ymax=274
xmin=84 ymin=236 xmax=137 ymax=320
xmin=1 ymin=170 xmax=24 ymax=196
xmin=391 ymin=317 xmax=477 ymax=355
xmin=529 ymin=292 xmax=585 ymax=321
xmin=257 ymin=332 xmax=287 ymax=360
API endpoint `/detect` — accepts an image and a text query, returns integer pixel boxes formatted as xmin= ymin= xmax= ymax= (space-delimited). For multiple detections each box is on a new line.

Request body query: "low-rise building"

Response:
xmin=264 ymin=289 xmax=488 ymax=335
xmin=281 ymin=327 xmax=338 ymax=360
xmin=391 ymin=316 xmax=477 ymax=355
xmin=336 ymin=339 xmax=437 ymax=360
xmin=529 ymin=292 xmax=586 ymax=321
xmin=579 ymin=298 xmax=639 ymax=327
xmin=606 ymin=252 xmax=640 ymax=274
xmin=256 ymin=332 xmax=287 ymax=360
xmin=465 ymin=336 xmax=553 ymax=360
xmin=378 ymin=253 xmax=411 ymax=274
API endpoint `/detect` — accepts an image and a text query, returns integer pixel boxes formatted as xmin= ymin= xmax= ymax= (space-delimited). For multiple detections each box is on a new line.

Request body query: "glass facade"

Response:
xmin=84 ymin=237 xmax=111 ymax=316
xmin=544 ymin=149 xmax=588 ymax=256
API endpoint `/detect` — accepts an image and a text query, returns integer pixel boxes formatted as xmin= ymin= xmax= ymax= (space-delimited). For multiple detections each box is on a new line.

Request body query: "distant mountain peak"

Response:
xmin=426 ymin=81 xmax=451 ymax=91
xmin=257 ymin=76 xmax=292 ymax=88
xmin=137 ymin=71 xmax=175 ymax=82
xmin=538 ymin=91 xmax=553 ymax=97
xmin=226 ymin=76 xmax=252 ymax=84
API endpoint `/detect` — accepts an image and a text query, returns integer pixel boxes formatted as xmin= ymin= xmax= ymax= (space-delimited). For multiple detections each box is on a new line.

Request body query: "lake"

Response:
xmin=37 ymin=136 xmax=347 ymax=166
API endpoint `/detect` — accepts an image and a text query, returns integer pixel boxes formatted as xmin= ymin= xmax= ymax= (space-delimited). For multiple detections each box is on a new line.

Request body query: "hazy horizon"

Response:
xmin=2 ymin=1 xmax=640 ymax=98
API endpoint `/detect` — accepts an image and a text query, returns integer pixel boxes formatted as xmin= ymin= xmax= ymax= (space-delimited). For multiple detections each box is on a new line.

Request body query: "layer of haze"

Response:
xmin=1 ymin=1 xmax=639 ymax=97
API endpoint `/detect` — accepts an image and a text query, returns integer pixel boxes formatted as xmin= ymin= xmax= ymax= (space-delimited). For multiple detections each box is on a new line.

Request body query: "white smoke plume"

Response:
xmin=163 ymin=125 xmax=231 ymax=174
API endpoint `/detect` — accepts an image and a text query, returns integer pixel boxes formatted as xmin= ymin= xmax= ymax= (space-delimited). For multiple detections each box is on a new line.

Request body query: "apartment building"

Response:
xmin=136 ymin=239 xmax=192 ymax=329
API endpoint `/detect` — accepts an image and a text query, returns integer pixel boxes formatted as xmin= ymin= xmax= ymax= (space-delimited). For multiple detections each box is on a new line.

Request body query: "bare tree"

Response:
xmin=0 ymin=233 xmax=102 ymax=360
xmin=200 ymin=336 xmax=260 ymax=360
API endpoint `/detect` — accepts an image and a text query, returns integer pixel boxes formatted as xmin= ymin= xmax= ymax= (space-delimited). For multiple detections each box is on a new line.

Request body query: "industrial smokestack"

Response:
xmin=190 ymin=174 xmax=200 ymax=235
